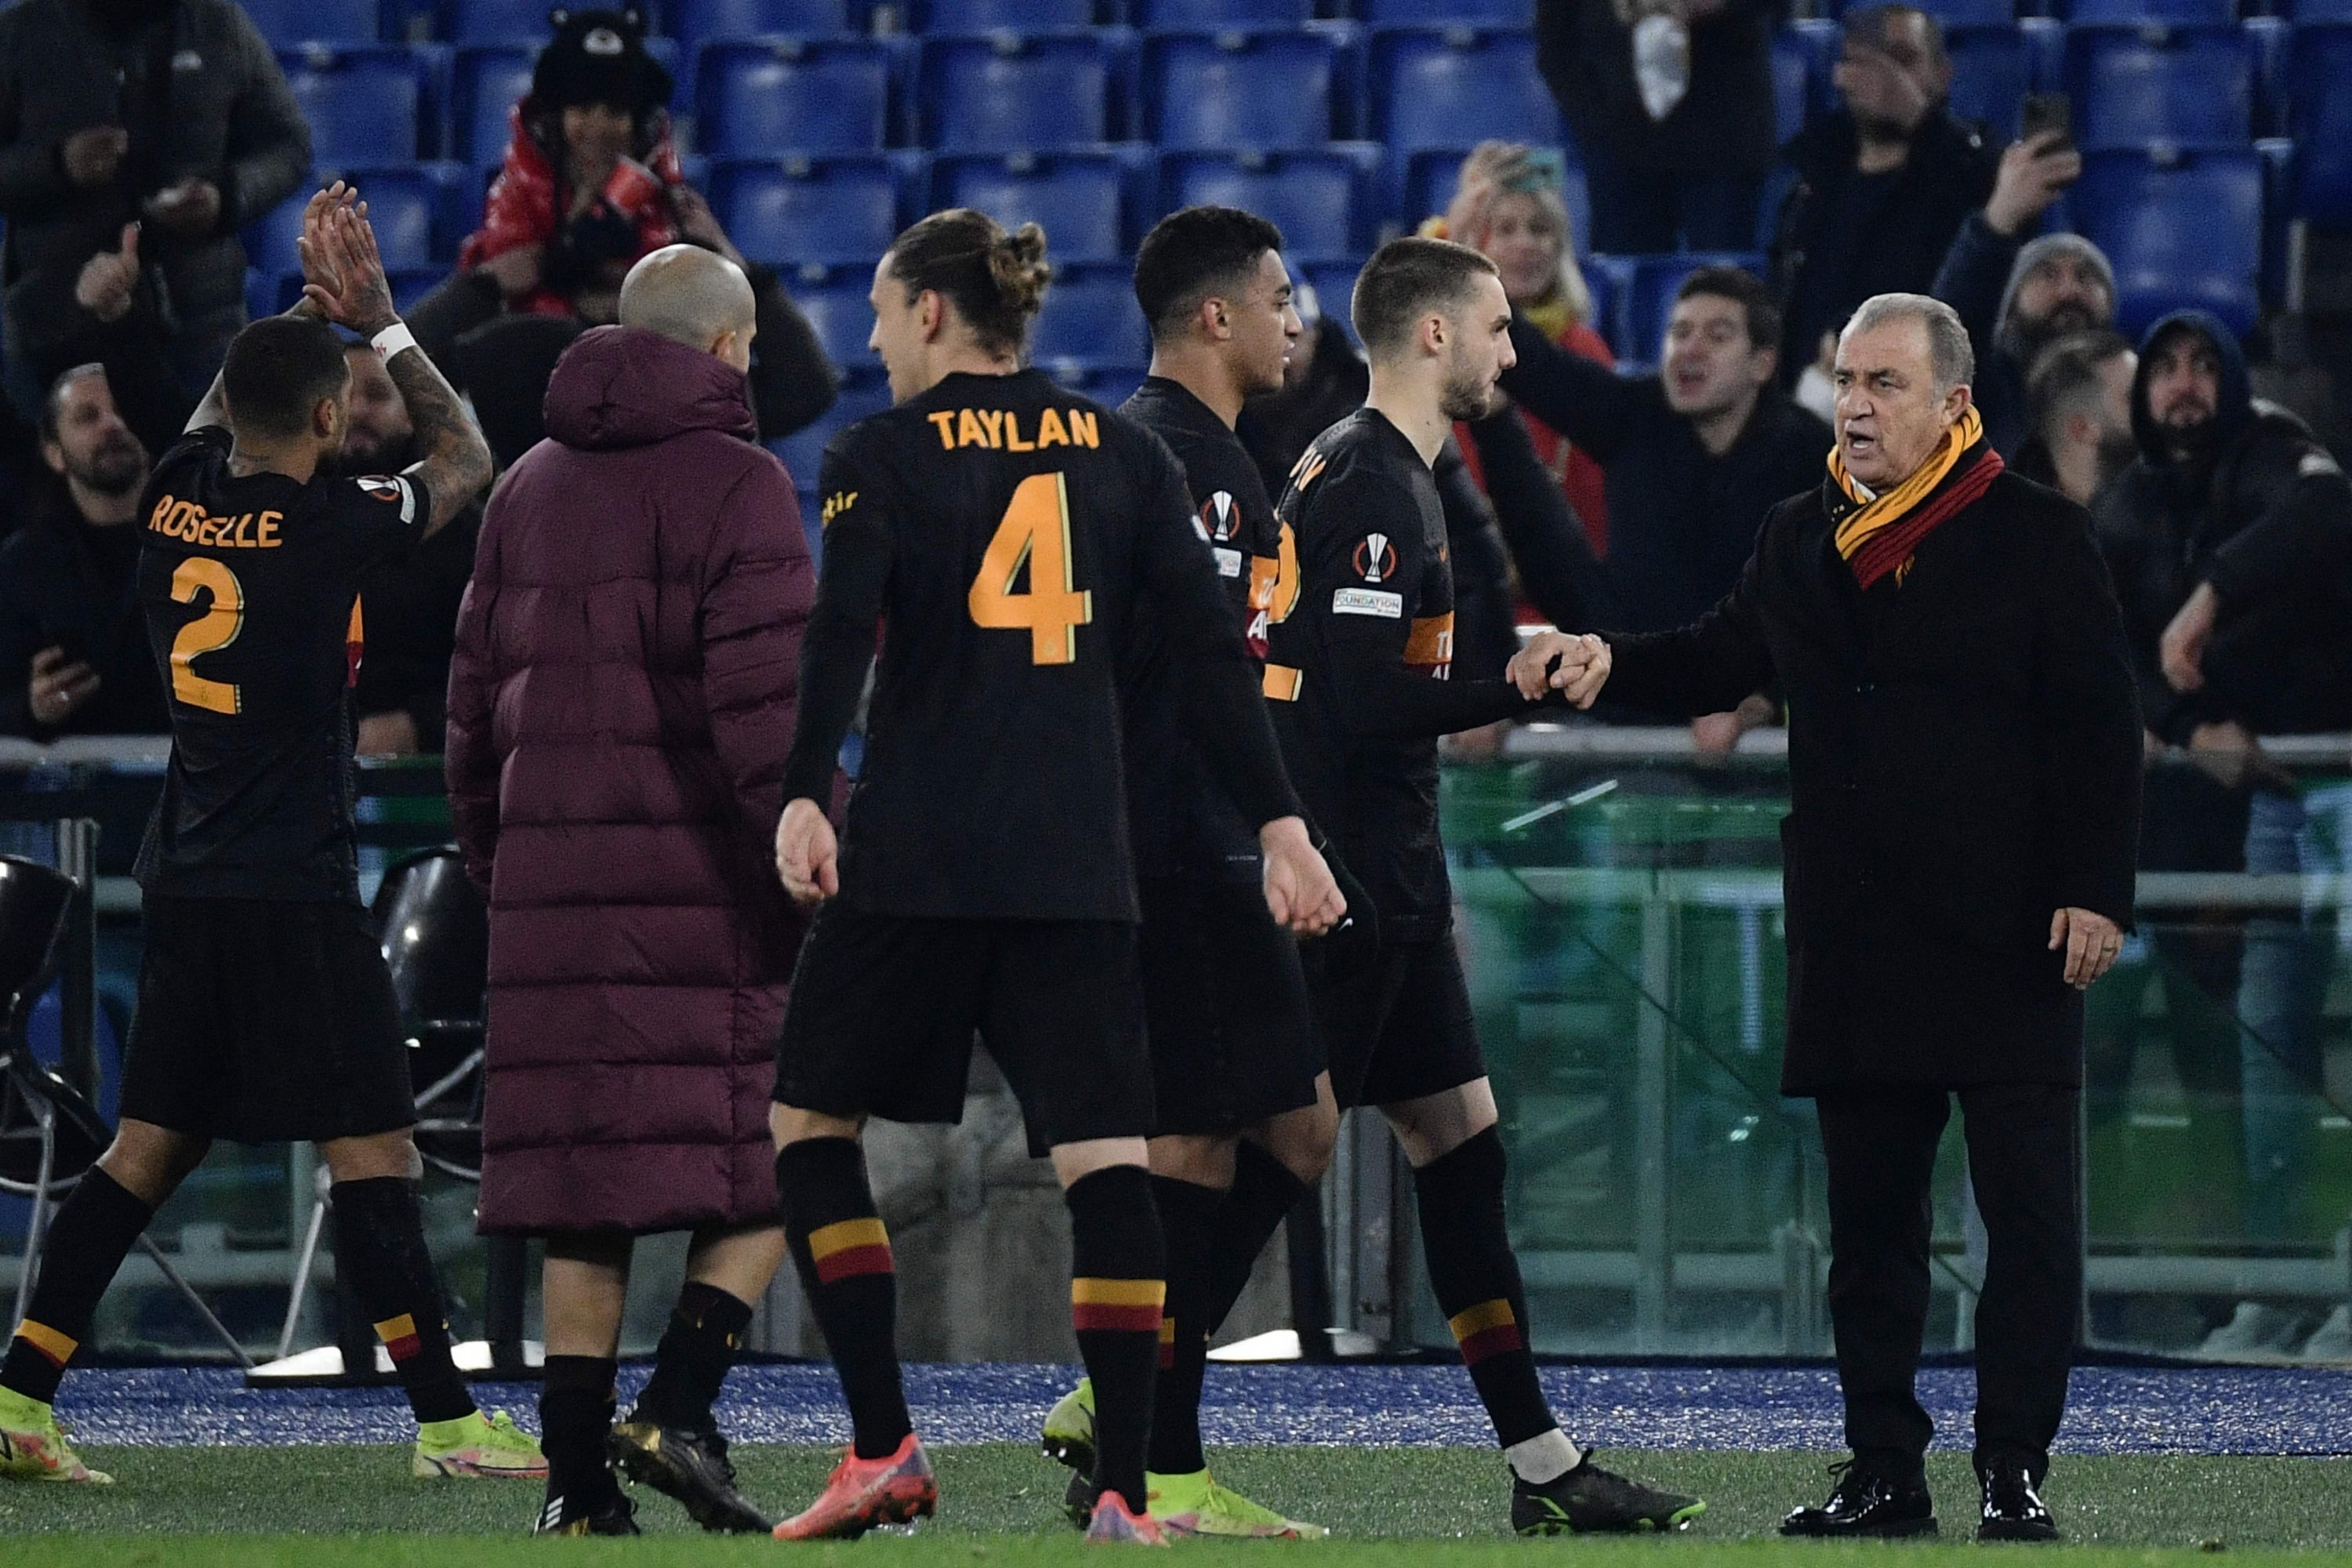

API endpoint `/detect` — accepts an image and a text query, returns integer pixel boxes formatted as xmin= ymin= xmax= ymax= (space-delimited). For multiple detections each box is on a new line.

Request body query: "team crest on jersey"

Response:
xmin=1352 ymin=532 xmax=1396 ymax=584
xmin=1196 ymin=490 xmax=1240 ymax=543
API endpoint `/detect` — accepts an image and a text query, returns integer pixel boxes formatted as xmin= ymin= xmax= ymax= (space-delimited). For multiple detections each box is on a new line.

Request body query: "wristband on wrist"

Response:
xmin=371 ymin=321 xmax=418 ymax=361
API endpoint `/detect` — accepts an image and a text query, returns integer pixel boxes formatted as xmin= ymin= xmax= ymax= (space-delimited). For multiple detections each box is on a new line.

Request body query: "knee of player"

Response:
xmin=317 ymin=1127 xmax=423 ymax=1183
xmin=98 ymin=1119 xmax=210 ymax=1203
xmin=1254 ymin=1103 xmax=1338 ymax=1185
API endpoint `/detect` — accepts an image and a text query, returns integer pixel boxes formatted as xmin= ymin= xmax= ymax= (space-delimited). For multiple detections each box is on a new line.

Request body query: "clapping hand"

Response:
xmin=297 ymin=183 xmax=398 ymax=337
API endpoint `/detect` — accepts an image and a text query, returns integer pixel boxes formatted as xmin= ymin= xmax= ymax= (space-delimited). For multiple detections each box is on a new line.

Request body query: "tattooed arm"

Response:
xmin=304 ymin=187 xmax=494 ymax=538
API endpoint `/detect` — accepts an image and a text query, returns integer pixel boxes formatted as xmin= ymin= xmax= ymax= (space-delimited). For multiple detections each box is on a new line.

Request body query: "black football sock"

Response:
xmin=1197 ymin=1140 xmax=1308 ymax=1336
xmin=1411 ymin=1130 xmax=1564 ymax=1461
xmin=1065 ymin=1164 xmax=1166 ymax=1516
xmin=1145 ymin=1174 xmax=1221 ymax=1477
xmin=539 ymin=1354 xmax=620 ymax=1510
xmin=331 ymin=1177 xmax=477 ymax=1425
xmin=637 ymin=1279 xmax=754 ymax=1432
xmin=1 ymin=1167 xmax=152 ymax=1406
xmin=777 ymin=1138 xmax=913 ymax=1461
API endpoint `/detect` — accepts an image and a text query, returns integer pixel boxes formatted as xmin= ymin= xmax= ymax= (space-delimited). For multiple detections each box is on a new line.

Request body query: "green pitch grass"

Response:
xmin=2 ymin=1446 xmax=2347 ymax=1564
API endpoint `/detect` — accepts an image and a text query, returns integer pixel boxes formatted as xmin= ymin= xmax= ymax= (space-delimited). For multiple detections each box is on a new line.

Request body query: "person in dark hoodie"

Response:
xmin=1770 ymin=5 xmax=1997 ymax=394
xmin=2097 ymin=310 xmax=2352 ymax=1358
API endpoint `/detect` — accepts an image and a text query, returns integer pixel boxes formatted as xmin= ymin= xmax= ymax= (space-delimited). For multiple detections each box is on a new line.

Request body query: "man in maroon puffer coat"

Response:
xmin=445 ymin=244 xmax=811 ymax=1537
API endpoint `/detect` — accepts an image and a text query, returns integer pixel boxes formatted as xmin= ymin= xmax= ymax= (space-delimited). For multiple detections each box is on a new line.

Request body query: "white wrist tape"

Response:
xmin=370 ymin=321 xmax=419 ymax=361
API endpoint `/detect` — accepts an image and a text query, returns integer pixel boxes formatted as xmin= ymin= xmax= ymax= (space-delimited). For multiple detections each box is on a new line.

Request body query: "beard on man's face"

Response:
xmin=1438 ymin=359 xmax=1497 ymax=424
xmin=2016 ymin=299 xmax=2102 ymax=354
xmin=332 ymin=428 xmax=418 ymax=476
xmin=74 ymin=431 xmax=148 ymax=498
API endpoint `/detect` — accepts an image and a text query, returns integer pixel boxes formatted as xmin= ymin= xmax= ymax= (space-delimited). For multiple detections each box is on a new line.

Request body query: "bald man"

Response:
xmin=446 ymin=243 xmax=815 ymax=1536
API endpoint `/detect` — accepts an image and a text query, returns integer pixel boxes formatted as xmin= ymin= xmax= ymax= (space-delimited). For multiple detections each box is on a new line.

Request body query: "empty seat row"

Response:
xmin=245 ymin=0 xmax=1540 ymax=49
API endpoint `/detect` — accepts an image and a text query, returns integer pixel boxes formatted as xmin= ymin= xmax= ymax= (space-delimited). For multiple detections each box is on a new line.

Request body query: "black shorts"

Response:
xmin=1305 ymin=937 xmax=1486 ymax=1111
xmin=1138 ymin=877 xmax=1321 ymax=1137
xmin=119 ymin=896 xmax=417 ymax=1144
xmin=775 ymin=905 xmax=1154 ymax=1154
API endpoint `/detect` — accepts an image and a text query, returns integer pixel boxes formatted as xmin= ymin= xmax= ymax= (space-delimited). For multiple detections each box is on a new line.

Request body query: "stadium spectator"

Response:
xmin=1534 ymin=0 xmax=1782 ymax=254
xmin=332 ymin=342 xmax=479 ymax=758
xmin=0 ymin=364 xmax=166 ymax=739
xmin=410 ymin=8 xmax=837 ymax=445
xmin=445 ymin=245 xmax=811 ymax=1537
xmin=1930 ymin=136 xmax=2104 ymax=460
xmin=1519 ymin=293 xmax=2142 ymax=1540
xmin=2102 ymin=313 xmax=2352 ymax=1356
xmin=0 ymin=0 xmax=309 ymax=417
xmin=1489 ymin=267 xmax=1824 ymax=749
xmin=2020 ymin=329 xmax=2133 ymax=502
xmin=1428 ymin=142 xmax=1615 ymax=552
xmin=1770 ymin=6 xmax=1995 ymax=400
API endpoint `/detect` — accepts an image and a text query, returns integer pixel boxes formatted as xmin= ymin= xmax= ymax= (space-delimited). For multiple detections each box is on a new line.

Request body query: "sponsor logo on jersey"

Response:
xmin=1353 ymin=532 xmax=1396 ymax=583
xmin=1334 ymin=587 xmax=1403 ymax=619
xmin=822 ymin=490 xmax=858 ymax=526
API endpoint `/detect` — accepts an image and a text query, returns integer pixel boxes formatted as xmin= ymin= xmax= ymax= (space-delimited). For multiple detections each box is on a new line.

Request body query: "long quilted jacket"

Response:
xmin=445 ymin=324 xmax=811 ymax=1235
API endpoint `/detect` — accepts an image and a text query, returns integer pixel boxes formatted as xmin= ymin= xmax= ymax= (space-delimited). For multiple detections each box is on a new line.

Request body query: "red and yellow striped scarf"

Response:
xmin=1824 ymin=405 xmax=2004 ymax=590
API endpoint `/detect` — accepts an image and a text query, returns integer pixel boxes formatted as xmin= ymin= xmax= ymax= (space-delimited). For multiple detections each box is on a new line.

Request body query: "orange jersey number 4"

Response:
xmin=968 ymin=471 xmax=1094 ymax=666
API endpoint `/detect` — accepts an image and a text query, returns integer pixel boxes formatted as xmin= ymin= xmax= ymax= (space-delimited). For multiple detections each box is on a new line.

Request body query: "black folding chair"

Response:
xmin=0 ymin=855 xmax=248 ymax=1364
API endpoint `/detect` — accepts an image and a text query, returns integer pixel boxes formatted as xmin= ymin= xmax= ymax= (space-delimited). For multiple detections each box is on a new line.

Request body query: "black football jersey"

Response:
xmin=781 ymin=369 xmax=1295 ymax=923
xmin=1265 ymin=409 xmax=1465 ymax=941
xmin=1117 ymin=376 xmax=1298 ymax=884
xmin=134 ymin=426 xmax=429 ymax=902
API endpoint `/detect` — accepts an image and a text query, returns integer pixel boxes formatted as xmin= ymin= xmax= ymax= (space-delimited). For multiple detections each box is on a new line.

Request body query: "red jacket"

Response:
xmin=458 ymin=101 xmax=685 ymax=319
xmin=445 ymin=325 xmax=811 ymax=1235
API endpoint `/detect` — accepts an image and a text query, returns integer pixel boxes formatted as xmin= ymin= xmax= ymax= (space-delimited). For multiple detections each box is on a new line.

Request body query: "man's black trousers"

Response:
xmin=1815 ymin=1083 xmax=2080 ymax=1482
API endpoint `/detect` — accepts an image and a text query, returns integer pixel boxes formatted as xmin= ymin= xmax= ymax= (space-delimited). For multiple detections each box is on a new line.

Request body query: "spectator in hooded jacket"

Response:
xmin=409 ymin=8 xmax=836 ymax=442
xmin=2097 ymin=314 xmax=2352 ymax=1361
xmin=0 ymin=0 xmax=309 ymax=418
xmin=1771 ymin=5 xmax=1996 ymax=399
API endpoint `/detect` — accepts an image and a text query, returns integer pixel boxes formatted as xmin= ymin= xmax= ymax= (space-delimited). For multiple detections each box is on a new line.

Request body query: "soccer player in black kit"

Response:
xmin=1033 ymin=206 xmax=1335 ymax=1539
xmin=765 ymin=209 xmax=1345 ymax=1545
xmin=1265 ymin=237 xmax=1704 ymax=1535
xmin=0 ymin=188 xmax=546 ymax=1486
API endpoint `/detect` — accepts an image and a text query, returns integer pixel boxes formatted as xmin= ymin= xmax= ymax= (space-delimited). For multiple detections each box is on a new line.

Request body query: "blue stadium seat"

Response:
xmin=710 ymin=157 xmax=903 ymax=266
xmin=1131 ymin=0 xmax=1309 ymax=25
xmin=242 ymin=0 xmax=378 ymax=45
xmin=1043 ymin=361 xmax=1149 ymax=408
xmin=271 ymin=266 xmax=445 ymax=314
xmin=1300 ymin=256 xmax=1363 ymax=344
xmin=932 ymin=152 xmax=1127 ymax=263
xmin=2288 ymin=0 xmax=2352 ymax=20
xmin=1771 ymin=26 xmax=1818 ymax=148
xmin=1397 ymin=144 xmax=1591 ymax=256
xmin=2288 ymin=26 xmax=2352 ymax=227
xmin=2245 ymin=15 xmax=2291 ymax=136
xmin=789 ymin=265 xmax=884 ymax=365
xmin=770 ymin=368 xmax=892 ymax=510
xmin=1367 ymin=28 xmax=1563 ymax=153
xmin=2063 ymin=24 xmax=2256 ymax=151
xmin=454 ymin=45 xmax=533 ymax=166
xmin=917 ymin=32 xmax=1118 ymax=153
xmin=1158 ymin=148 xmax=1373 ymax=257
xmin=1358 ymin=0 xmax=1532 ymax=24
xmin=921 ymin=0 xmax=1094 ymax=25
xmin=1945 ymin=23 xmax=2044 ymax=142
xmin=700 ymin=38 xmax=898 ymax=156
xmin=1142 ymin=30 xmax=1341 ymax=151
xmin=2064 ymin=0 xmax=2235 ymax=23
xmin=1613 ymin=251 xmax=1768 ymax=362
xmin=1822 ymin=0 xmax=2015 ymax=24
xmin=670 ymin=0 xmax=856 ymax=53
xmin=443 ymin=0 xmax=561 ymax=43
xmin=1031 ymin=261 xmax=1150 ymax=367
xmin=278 ymin=46 xmax=429 ymax=165
xmin=2070 ymin=147 xmax=2263 ymax=336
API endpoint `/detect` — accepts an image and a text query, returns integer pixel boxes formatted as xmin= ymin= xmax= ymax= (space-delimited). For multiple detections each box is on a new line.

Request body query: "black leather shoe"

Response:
xmin=1779 ymin=1459 xmax=1936 ymax=1538
xmin=1977 ymin=1460 xmax=2059 ymax=1542
xmin=611 ymin=1413 xmax=773 ymax=1534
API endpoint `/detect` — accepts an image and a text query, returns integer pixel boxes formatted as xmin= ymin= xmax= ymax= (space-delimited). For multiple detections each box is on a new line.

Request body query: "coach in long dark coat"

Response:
xmin=1518 ymin=293 xmax=2142 ymax=1542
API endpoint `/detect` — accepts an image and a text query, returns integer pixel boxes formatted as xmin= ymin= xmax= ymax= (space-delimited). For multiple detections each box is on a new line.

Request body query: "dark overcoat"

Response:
xmin=445 ymin=325 xmax=811 ymax=1234
xmin=1604 ymin=470 xmax=2143 ymax=1094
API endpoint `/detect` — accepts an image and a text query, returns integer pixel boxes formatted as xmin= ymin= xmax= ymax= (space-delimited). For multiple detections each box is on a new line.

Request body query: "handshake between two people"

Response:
xmin=1505 ymin=630 xmax=1614 ymax=708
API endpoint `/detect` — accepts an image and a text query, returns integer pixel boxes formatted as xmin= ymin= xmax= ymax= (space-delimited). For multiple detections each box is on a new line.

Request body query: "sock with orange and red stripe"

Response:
xmin=1065 ymin=1163 xmax=1165 ymax=1516
xmin=1411 ymin=1129 xmax=1564 ymax=1464
xmin=331 ymin=1177 xmax=476 ymax=1425
xmin=777 ymin=1138 xmax=912 ymax=1461
xmin=0 ymin=1167 xmax=151 ymax=1406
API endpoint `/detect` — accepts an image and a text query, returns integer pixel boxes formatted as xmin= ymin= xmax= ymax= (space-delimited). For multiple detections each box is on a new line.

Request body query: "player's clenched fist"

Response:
xmin=1506 ymin=630 xmax=1612 ymax=707
xmin=775 ymin=797 xmax=840 ymax=904
xmin=1258 ymin=816 xmax=1345 ymax=936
